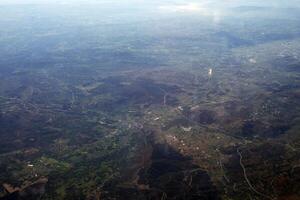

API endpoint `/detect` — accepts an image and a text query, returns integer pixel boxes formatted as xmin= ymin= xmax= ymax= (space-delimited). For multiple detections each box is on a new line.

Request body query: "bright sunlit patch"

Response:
xmin=159 ymin=3 xmax=204 ymax=13
xmin=158 ymin=2 xmax=224 ymax=23
xmin=208 ymin=68 xmax=213 ymax=77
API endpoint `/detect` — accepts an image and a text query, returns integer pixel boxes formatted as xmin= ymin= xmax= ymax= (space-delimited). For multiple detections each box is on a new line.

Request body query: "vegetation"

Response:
xmin=0 ymin=2 xmax=300 ymax=200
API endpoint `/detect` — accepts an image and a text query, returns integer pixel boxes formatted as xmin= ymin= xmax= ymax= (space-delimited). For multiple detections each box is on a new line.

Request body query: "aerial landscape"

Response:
xmin=0 ymin=0 xmax=300 ymax=199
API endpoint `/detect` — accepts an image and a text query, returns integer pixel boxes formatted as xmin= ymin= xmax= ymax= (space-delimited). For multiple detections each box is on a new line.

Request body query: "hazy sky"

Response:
xmin=0 ymin=0 xmax=299 ymax=5
xmin=0 ymin=0 xmax=299 ymax=11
